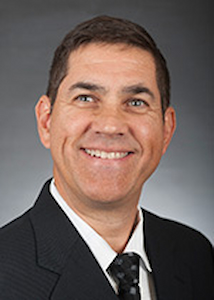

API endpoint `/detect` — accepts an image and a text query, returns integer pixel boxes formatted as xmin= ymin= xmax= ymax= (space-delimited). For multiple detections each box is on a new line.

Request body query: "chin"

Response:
xmin=83 ymin=186 xmax=134 ymax=207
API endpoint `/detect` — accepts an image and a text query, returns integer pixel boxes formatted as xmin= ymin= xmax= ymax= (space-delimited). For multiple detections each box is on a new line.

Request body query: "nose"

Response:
xmin=91 ymin=107 xmax=128 ymax=137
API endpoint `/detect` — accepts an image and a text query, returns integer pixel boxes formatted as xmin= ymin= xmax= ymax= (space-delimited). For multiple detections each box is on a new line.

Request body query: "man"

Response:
xmin=0 ymin=16 xmax=213 ymax=300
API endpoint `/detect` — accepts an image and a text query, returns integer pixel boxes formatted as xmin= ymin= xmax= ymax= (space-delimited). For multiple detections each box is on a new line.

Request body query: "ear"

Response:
xmin=35 ymin=95 xmax=52 ymax=149
xmin=162 ymin=106 xmax=176 ymax=155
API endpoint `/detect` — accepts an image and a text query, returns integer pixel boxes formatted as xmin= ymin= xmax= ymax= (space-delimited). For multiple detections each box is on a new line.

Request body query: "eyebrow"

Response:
xmin=121 ymin=84 xmax=155 ymax=99
xmin=68 ymin=81 xmax=155 ymax=99
xmin=68 ymin=82 xmax=107 ymax=93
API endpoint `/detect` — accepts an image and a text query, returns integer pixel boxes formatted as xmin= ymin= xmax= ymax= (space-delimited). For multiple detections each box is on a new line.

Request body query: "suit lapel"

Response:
xmin=50 ymin=231 xmax=118 ymax=300
xmin=143 ymin=210 xmax=192 ymax=300
xmin=30 ymin=180 xmax=118 ymax=300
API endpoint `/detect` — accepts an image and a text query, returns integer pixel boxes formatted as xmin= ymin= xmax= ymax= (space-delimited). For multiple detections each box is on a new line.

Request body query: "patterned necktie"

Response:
xmin=107 ymin=252 xmax=141 ymax=300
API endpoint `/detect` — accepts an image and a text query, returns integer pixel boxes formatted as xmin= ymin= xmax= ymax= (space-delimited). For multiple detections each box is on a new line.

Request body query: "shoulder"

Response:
xmin=0 ymin=208 xmax=35 ymax=261
xmin=144 ymin=209 xmax=211 ymax=242
xmin=0 ymin=179 xmax=52 ymax=247
xmin=0 ymin=179 xmax=52 ymax=257
xmin=0 ymin=209 xmax=37 ymax=293
xmin=0 ymin=186 xmax=59 ymax=299
xmin=142 ymin=210 xmax=214 ymax=297
xmin=143 ymin=208 xmax=214 ymax=262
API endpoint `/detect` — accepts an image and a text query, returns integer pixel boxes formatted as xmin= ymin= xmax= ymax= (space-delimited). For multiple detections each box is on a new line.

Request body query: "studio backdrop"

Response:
xmin=0 ymin=0 xmax=213 ymax=244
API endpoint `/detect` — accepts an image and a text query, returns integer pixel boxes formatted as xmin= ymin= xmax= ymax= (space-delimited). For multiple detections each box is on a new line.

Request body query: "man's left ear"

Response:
xmin=162 ymin=106 xmax=176 ymax=155
xmin=35 ymin=95 xmax=52 ymax=149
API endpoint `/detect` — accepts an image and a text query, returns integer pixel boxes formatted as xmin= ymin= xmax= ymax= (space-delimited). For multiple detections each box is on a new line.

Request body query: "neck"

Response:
xmin=76 ymin=205 xmax=140 ymax=253
xmin=54 ymin=178 xmax=140 ymax=253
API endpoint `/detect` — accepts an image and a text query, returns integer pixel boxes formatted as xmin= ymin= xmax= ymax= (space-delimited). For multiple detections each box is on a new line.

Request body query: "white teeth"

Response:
xmin=84 ymin=149 xmax=129 ymax=159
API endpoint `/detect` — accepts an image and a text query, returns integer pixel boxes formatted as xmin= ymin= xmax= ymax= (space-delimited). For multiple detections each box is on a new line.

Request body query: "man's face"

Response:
xmin=36 ymin=43 xmax=175 ymax=209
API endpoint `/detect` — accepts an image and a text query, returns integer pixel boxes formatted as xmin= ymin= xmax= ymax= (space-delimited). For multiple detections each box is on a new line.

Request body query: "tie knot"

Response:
xmin=108 ymin=252 xmax=140 ymax=299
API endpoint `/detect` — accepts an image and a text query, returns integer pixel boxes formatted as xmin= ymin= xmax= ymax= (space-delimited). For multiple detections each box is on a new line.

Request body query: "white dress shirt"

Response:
xmin=50 ymin=179 xmax=156 ymax=299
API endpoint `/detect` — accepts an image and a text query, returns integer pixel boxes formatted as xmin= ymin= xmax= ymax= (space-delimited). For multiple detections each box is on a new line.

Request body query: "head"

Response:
xmin=36 ymin=16 xmax=176 ymax=214
xmin=46 ymin=15 xmax=170 ymax=115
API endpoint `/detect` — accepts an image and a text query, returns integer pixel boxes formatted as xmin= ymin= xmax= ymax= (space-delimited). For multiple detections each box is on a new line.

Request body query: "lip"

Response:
xmin=80 ymin=147 xmax=134 ymax=160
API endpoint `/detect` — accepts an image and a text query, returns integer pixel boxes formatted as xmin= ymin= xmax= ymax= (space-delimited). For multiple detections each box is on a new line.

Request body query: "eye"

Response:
xmin=72 ymin=94 xmax=99 ymax=108
xmin=127 ymin=99 xmax=148 ymax=107
xmin=75 ymin=95 xmax=94 ymax=102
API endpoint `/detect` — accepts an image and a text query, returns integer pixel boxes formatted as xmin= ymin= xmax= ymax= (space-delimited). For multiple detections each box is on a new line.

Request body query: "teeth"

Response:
xmin=85 ymin=149 xmax=129 ymax=159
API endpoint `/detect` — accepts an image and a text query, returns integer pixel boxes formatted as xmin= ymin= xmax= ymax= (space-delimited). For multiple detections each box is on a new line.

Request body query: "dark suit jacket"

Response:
xmin=0 ymin=180 xmax=214 ymax=299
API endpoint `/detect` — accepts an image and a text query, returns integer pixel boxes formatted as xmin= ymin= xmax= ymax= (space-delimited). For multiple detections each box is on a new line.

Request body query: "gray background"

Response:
xmin=1 ymin=0 xmax=213 ymax=244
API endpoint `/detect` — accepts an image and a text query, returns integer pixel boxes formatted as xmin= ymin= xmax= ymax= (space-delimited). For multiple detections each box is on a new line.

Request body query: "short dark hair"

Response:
xmin=46 ymin=15 xmax=170 ymax=114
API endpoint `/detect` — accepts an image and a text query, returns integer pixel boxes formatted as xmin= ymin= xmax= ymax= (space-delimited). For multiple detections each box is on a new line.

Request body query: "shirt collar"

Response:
xmin=50 ymin=179 xmax=152 ymax=273
xmin=124 ymin=208 xmax=152 ymax=272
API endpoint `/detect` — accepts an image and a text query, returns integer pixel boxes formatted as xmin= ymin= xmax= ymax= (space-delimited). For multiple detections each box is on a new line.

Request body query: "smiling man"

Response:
xmin=0 ymin=16 xmax=213 ymax=300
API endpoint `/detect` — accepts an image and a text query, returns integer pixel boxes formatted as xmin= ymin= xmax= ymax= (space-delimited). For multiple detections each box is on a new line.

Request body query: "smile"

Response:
xmin=84 ymin=149 xmax=130 ymax=159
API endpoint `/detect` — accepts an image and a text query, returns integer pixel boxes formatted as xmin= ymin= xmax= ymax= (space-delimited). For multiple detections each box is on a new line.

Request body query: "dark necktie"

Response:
xmin=107 ymin=252 xmax=141 ymax=300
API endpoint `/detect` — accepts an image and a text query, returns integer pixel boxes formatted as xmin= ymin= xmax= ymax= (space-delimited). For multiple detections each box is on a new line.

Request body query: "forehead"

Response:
xmin=61 ymin=43 xmax=159 ymax=94
xmin=68 ymin=43 xmax=156 ymax=71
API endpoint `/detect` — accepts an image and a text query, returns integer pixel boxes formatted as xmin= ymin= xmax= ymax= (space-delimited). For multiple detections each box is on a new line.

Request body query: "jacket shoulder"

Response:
xmin=144 ymin=209 xmax=211 ymax=242
xmin=143 ymin=209 xmax=214 ymax=272
xmin=143 ymin=210 xmax=214 ymax=298
xmin=0 ymin=205 xmax=58 ymax=299
xmin=0 ymin=209 xmax=34 ymax=251
xmin=143 ymin=209 xmax=213 ymax=253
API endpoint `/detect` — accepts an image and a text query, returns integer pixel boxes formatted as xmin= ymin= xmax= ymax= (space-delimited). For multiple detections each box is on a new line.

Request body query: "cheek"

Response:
xmin=51 ymin=111 xmax=78 ymax=136
xmin=135 ymin=118 xmax=164 ymax=149
xmin=49 ymin=114 xmax=70 ymax=156
xmin=50 ymin=111 xmax=90 ymax=153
